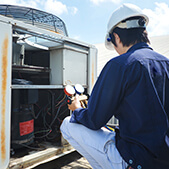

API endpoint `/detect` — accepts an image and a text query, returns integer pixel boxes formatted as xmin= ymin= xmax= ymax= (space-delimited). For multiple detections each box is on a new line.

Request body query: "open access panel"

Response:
xmin=0 ymin=13 xmax=97 ymax=169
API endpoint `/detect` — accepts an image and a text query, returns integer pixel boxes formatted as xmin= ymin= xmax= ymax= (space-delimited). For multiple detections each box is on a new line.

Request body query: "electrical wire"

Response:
xmin=104 ymin=125 xmax=115 ymax=132
xmin=49 ymin=101 xmax=65 ymax=128
xmin=34 ymin=90 xmax=67 ymax=140
xmin=58 ymin=108 xmax=68 ymax=117
xmin=34 ymin=129 xmax=51 ymax=135
xmin=14 ymin=142 xmax=43 ymax=150
xmin=40 ymin=99 xmax=66 ymax=139
xmin=35 ymin=130 xmax=52 ymax=139
xmin=31 ymin=105 xmax=44 ymax=119
xmin=46 ymin=129 xmax=60 ymax=140
xmin=55 ymin=92 xmax=64 ymax=104
xmin=55 ymin=95 xmax=66 ymax=107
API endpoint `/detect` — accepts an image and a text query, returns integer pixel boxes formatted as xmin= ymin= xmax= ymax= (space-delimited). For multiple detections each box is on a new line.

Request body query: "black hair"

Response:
xmin=110 ymin=17 xmax=150 ymax=47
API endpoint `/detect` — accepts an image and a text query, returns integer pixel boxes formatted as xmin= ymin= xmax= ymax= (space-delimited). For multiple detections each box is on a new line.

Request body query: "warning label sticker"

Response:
xmin=19 ymin=119 xmax=34 ymax=136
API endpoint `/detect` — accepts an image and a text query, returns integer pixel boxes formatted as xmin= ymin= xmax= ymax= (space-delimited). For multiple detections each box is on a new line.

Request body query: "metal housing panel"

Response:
xmin=50 ymin=48 xmax=87 ymax=86
xmin=88 ymin=47 xmax=97 ymax=94
xmin=50 ymin=49 xmax=63 ymax=85
xmin=64 ymin=49 xmax=87 ymax=85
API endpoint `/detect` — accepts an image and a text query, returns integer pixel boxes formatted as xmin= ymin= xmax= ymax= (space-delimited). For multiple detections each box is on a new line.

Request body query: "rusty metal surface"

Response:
xmin=0 ymin=21 xmax=12 ymax=169
xmin=1 ymin=34 xmax=8 ymax=163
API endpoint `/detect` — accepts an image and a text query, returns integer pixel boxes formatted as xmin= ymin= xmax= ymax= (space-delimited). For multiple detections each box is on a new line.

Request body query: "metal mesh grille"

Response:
xmin=0 ymin=5 xmax=68 ymax=36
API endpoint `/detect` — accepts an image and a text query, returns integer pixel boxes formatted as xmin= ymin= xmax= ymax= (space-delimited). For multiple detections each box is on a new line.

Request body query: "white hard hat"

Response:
xmin=105 ymin=3 xmax=149 ymax=50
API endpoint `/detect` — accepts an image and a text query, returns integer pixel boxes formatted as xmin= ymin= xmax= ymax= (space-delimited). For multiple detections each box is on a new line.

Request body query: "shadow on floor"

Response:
xmin=34 ymin=151 xmax=92 ymax=169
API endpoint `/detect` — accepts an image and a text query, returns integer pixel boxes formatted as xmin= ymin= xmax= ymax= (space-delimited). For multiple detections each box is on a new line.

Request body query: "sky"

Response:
xmin=0 ymin=0 xmax=169 ymax=45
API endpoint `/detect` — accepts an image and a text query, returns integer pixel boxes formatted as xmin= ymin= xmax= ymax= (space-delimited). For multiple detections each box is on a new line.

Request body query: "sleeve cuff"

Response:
xmin=69 ymin=108 xmax=83 ymax=123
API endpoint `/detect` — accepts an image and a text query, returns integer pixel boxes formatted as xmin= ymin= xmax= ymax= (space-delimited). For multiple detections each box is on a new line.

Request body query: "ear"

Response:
xmin=113 ymin=33 xmax=121 ymax=45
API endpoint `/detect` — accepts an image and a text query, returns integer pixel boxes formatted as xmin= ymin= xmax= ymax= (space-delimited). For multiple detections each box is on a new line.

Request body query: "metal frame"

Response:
xmin=0 ymin=4 xmax=68 ymax=36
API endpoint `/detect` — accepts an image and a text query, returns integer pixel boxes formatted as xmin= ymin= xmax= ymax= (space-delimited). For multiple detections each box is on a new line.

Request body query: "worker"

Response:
xmin=60 ymin=3 xmax=169 ymax=169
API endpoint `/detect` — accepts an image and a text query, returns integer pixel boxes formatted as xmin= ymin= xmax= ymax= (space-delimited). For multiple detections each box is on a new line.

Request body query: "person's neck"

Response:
xmin=122 ymin=44 xmax=133 ymax=54
xmin=117 ymin=44 xmax=133 ymax=55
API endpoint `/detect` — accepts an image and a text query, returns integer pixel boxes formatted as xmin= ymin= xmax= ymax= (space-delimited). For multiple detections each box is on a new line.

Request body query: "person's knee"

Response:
xmin=60 ymin=116 xmax=71 ymax=133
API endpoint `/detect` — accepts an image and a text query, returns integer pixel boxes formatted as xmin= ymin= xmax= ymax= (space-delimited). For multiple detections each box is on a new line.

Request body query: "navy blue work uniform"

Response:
xmin=70 ymin=42 xmax=169 ymax=169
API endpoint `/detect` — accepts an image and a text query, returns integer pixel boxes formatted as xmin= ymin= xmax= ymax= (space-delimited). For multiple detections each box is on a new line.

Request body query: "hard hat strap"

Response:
xmin=116 ymin=18 xmax=146 ymax=29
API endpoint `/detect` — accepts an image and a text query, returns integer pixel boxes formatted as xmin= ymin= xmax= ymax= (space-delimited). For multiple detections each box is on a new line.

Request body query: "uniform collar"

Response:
xmin=127 ymin=42 xmax=153 ymax=53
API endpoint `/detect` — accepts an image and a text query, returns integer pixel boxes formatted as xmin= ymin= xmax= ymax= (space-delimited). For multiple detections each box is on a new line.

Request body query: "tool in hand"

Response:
xmin=64 ymin=85 xmax=76 ymax=104
xmin=64 ymin=84 xmax=88 ymax=108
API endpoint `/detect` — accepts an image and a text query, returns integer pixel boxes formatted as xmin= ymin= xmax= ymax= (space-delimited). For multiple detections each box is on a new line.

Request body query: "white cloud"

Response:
xmin=0 ymin=0 xmax=39 ymax=8
xmin=43 ymin=0 xmax=78 ymax=16
xmin=69 ymin=7 xmax=78 ymax=15
xmin=0 ymin=0 xmax=78 ymax=16
xmin=90 ymin=0 xmax=121 ymax=5
xmin=20 ymin=0 xmax=39 ymax=8
xmin=0 ymin=0 xmax=18 ymax=5
xmin=143 ymin=2 xmax=169 ymax=36
xmin=44 ymin=0 xmax=68 ymax=16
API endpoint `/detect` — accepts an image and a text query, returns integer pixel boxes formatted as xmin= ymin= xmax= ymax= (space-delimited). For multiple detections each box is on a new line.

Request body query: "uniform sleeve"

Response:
xmin=70 ymin=59 xmax=125 ymax=130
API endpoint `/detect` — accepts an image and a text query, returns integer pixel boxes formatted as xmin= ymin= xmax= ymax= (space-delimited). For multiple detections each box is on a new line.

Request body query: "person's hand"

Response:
xmin=68 ymin=94 xmax=82 ymax=111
